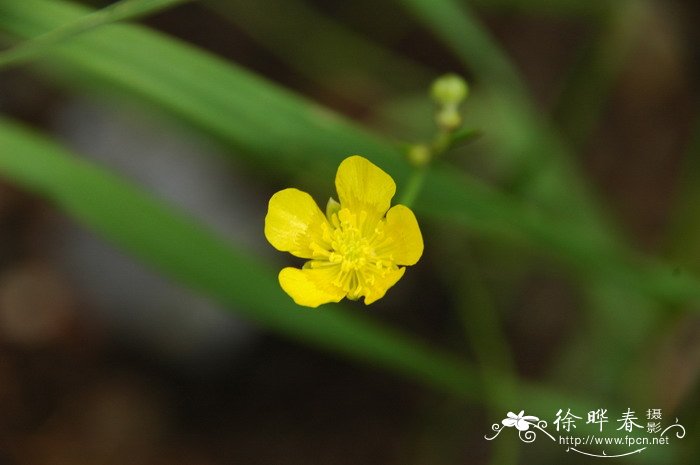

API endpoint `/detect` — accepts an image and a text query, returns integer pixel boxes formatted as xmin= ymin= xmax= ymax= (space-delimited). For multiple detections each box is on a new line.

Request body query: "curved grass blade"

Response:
xmin=0 ymin=115 xmax=601 ymax=416
xmin=0 ymin=0 xmax=698 ymax=307
xmin=204 ymin=0 xmax=433 ymax=97
xmin=0 ymin=115 xmax=479 ymax=401
xmin=393 ymin=0 xmax=637 ymax=257
xmin=0 ymin=0 xmax=189 ymax=69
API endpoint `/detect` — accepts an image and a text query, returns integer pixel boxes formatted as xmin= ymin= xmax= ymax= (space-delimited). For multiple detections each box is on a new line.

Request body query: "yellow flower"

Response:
xmin=265 ymin=155 xmax=424 ymax=308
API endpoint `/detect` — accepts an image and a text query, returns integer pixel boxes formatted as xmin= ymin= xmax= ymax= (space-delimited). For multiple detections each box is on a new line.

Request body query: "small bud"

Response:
xmin=326 ymin=197 xmax=341 ymax=220
xmin=431 ymin=74 xmax=469 ymax=106
xmin=406 ymin=144 xmax=431 ymax=168
xmin=436 ymin=107 xmax=462 ymax=131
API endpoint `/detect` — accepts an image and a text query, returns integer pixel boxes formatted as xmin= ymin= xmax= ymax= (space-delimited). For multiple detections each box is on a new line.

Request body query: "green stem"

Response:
xmin=398 ymin=167 xmax=427 ymax=207
xmin=400 ymin=128 xmax=457 ymax=207
xmin=431 ymin=129 xmax=453 ymax=154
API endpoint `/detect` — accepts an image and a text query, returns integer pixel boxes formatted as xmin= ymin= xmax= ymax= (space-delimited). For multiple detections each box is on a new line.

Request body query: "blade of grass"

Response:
xmin=395 ymin=0 xmax=693 ymax=411
xmin=0 ymin=0 xmax=698 ymax=307
xmin=395 ymin=0 xmax=612 ymax=228
xmin=456 ymin=247 xmax=518 ymax=465
xmin=203 ymin=0 xmax=433 ymax=96
xmin=553 ymin=1 xmax=647 ymax=148
xmin=0 ymin=0 xmax=189 ymax=69
xmin=0 ymin=115 xmax=479 ymax=401
xmin=395 ymin=0 xmax=526 ymax=96
xmin=419 ymin=166 xmax=700 ymax=305
xmin=0 ymin=0 xmax=396 ymax=174
xmin=0 ymin=115 xmax=597 ymax=416
xmin=546 ymin=1 xmax=663 ymax=404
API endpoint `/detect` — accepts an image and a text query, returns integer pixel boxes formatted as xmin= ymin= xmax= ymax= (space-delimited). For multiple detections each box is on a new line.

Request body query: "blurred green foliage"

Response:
xmin=0 ymin=0 xmax=697 ymax=463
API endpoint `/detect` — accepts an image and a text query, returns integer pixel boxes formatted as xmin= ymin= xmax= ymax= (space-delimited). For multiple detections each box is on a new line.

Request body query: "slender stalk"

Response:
xmin=396 ymin=0 xmax=617 ymax=242
xmin=399 ymin=167 xmax=427 ymax=207
xmin=399 ymin=127 xmax=462 ymax=207
xmin=0 ymin=0 xmax=190 ymax=69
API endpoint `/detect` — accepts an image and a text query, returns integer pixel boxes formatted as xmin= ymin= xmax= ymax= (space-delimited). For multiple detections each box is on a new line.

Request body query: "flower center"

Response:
xmin=308 ymin=207 xmax=398 ymax=301
xmin=330 ymin=209 xmax=373 ymax=271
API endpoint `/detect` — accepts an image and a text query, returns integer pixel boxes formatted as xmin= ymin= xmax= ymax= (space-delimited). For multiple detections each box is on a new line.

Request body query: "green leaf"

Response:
xmin=0 ymin=0 xmax=698 ymax=308
xmin=0 ymin=0 xmax=397 ymax=177
xmin=0 ymin=115 xmax=597 ymax=415
xmin=0 ymin=0 xmax=189 ymax=69
xmin=204 ymin=0 xmax=433 ymax=97
xmin=0 ymin=115 xmax=479 ymax=400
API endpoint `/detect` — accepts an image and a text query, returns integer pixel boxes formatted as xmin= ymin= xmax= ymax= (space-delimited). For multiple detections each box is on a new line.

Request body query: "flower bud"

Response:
xmin=430 ymin=74 xmax=469 ymax=106
xmin=436 ymin=107 xmax=462 ymax=131
xmin=406 ymin=144 xmax=431 ymax=167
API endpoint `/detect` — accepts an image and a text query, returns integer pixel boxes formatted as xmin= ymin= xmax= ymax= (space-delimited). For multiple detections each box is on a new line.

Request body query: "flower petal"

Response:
xmin=383 ymin=205 xmax=423 ymax=265
xmin=335 ymin=156 xmax=395 ymax=220
xmin=265 ymin=188 xmax=330 ymax=258
xmin=515 ymin=419 xmax=531 ymax=431
xmin=502 ymin=419 xmax=517 ymax=427
xmin=363 ymin=267 xmax=405 ymax=305
xmin=278 ymin=267 xmax=346 ymax=308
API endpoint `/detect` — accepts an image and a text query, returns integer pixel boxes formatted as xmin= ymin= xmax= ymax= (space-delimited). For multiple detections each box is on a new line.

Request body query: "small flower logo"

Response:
xmin=502 ymin=411 xmax=540 ymax=431
xmin=265 ymin=155 xmax=423 ymax=307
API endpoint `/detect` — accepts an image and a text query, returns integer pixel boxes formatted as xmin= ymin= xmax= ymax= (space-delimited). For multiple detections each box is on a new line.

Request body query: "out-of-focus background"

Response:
xmin=0 ymin=0 xmax=698 ymax=463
